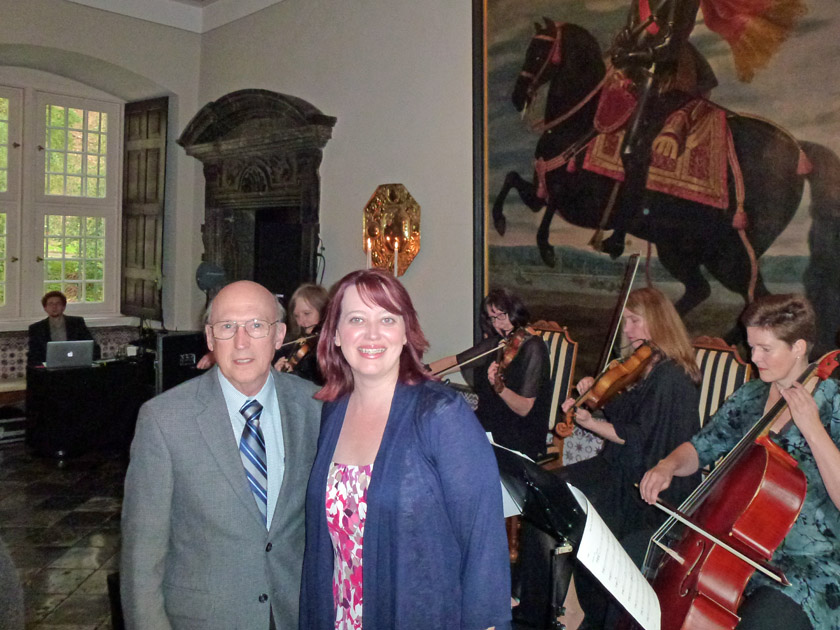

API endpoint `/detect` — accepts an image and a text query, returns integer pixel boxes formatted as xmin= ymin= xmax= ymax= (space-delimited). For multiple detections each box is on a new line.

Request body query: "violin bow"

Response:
xmin=597 ymin=253 xmax=641 ymax=373
xmin=433 ymin=340 xmax=506 ymax=377
xmin=278 ymin=333 xmax=318 ymax=350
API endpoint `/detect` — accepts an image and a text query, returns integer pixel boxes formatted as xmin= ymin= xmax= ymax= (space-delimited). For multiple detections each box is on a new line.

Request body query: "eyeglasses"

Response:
xmin=208 ymin=319 xmax=279 ymax=340
xmin=487 ymin=311 xmax=509 ymax=323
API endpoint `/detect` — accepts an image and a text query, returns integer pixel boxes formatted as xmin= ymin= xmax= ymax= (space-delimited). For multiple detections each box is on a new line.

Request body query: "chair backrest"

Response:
xmin=531 ymin=321 xmax=578 ymax=432
xmin=693 ymin=336 xmax=752 ymax=426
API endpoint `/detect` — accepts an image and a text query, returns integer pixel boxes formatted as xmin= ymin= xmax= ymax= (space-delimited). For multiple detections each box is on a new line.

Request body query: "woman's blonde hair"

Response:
xmin=288 ymin=283 xmax=330 ymax=337
xmin=624 ymin=287 xmax=700 ymax=383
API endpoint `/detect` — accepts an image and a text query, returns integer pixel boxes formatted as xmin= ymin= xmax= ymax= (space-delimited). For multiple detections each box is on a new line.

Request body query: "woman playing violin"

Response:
xmin=515 ymin=287 xmax=702 ymax=629
xmin=640 ymin=294 xmax=840 ymax=630
xmin=429 ymin=288 xmax=552 ymax=461
xmin=274 ymin=283 xmax=329 ymax=385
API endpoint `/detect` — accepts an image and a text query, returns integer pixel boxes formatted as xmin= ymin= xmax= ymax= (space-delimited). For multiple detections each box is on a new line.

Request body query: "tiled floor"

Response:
xmin=0 ymin=442 xmax=125 ymax=629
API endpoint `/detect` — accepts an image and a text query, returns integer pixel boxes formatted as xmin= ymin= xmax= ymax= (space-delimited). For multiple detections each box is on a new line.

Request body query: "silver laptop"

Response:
xmin=45 ymin=340 xmax=95 ymax=368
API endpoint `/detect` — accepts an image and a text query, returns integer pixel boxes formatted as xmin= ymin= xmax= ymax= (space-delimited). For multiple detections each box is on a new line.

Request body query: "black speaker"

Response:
xmin=155 ymin=331 xmax=207 ymax=394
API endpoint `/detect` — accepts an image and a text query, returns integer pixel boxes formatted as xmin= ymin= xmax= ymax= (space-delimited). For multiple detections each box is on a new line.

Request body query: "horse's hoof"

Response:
xmin=493 ymin=214 xmax=507 ymax=236
xmin=539 ymin=244 xmax=556 ymax=267
xmin=601 ymin=233 xmax=625 ymax=259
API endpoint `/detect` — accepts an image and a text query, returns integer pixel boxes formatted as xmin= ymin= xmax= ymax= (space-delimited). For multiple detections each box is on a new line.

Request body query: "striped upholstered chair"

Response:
xmin=693 ymin=336 xmax=752 ymax=427
xmin=528 ymin=321 xmax=581 ymax=466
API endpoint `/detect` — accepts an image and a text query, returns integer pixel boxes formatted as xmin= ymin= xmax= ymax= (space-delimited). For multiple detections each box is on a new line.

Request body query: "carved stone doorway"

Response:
xmin=177 ymin=89 xmax=336 ymax=303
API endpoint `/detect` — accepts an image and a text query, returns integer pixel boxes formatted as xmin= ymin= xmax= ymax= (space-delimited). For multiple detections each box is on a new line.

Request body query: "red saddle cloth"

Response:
xmin=585 ymin=97 xmax=731 ymax=210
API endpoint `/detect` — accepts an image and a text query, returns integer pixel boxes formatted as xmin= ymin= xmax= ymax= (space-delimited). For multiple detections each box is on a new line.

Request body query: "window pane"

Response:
xmin=66 ymin=176 xmax=82 ymax=196
xmin=63 ymin=283 xmax=80 ymax=302
xmin=47 ymin=174 xmax=64 ymax=195
xmin=67 ymin=153 xmax=82 ymax=175
xmin=45 ymin=215 xmax=63 ymax=235
xmin=43 ymin=102 xmax=110 ymax=199
xmin=0 ymin=121 xmax=7 ymax=144
xmin=49 ymin=105 xmax=65 ymax=127
xmin=85 ymin=283 xmax=103 ymax=302
xmin=43 ymin=215 xmax=106 ymax=303
xmin=48 ymin=129 xmax=66 ymax=150
xmin=65 ymin=238 xmax=82 ymax=258
xmin=84 ymin=260 xmax=103 ymax=280
xmin=86 ymin=217 xmax=104 ymax=237
xmin=65 ymin=260 xmax=80 ymax=279
xmin=68 ymin=130 xmax=83 ymax=152
xmin=86 ymin=133 xmax=100 ymax=154
xmin=47 ymin=151 xmax=64 ymax=173
xmin=46 ymin=260 xmax=62 ymax=280
xmin=65 ymin=216 xmax=81 ymax=236
xmin=68 ymin=109 xmax=84 ymax=129
xmin=46 ymin=237 xmax=64 ymax=257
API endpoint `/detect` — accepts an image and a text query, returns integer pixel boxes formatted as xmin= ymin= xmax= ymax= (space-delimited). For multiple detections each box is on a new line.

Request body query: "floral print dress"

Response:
xmin=326 ymin=462 xmax=372 ymax=630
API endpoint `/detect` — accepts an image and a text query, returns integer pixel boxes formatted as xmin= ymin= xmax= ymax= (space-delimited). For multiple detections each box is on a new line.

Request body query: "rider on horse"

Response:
xmin=600 ymin=0 xmax=805 ymax=258
xmin=600 ymin=0 xmax=716 ymax=258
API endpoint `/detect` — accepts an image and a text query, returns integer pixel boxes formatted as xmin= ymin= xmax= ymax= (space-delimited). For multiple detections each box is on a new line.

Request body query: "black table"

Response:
xmin=26 ymin=359 xmax=154 ymax=458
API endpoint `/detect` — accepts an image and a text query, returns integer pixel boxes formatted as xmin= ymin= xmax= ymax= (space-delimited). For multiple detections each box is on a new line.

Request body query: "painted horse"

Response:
xmin=492 ymin=19 xmax=832 ymax=316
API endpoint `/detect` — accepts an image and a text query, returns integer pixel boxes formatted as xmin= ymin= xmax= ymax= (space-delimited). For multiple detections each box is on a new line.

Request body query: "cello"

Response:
xmin=642 ymin=350 xmax=840 ymax=630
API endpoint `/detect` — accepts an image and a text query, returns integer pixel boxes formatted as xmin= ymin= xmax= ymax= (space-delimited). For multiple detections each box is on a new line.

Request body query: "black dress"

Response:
xmin=458 ymin=333 xmax=552 ymax=461
xmin=560 ymin=358 xmax=701 ymax=538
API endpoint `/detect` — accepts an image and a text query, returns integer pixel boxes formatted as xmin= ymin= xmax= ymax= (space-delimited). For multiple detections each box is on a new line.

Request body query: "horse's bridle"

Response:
xmin=519 ymin=21 xmax=565 ymax=105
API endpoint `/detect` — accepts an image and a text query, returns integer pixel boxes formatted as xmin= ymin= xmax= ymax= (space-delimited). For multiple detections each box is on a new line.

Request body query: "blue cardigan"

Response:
xmin=299 ymin=381 xmax=512 ymax=629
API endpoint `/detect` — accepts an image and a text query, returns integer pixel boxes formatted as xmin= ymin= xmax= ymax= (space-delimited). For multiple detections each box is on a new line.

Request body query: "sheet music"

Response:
xmin=568 ymin=484 xmax=661 ymax=630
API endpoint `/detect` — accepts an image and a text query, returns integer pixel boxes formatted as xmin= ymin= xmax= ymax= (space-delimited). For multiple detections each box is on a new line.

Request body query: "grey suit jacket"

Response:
xmin=120 ymin=367 xmax=321 ymax=630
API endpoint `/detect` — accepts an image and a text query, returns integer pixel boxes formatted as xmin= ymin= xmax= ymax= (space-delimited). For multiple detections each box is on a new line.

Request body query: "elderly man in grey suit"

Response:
xmin=121 ymin=280 xmax=321 ymax=630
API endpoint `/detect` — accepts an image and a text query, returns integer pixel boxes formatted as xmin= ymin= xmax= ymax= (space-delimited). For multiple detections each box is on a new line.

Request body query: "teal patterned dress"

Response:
xmin=691 ymin=378 xmax=840 ymax=630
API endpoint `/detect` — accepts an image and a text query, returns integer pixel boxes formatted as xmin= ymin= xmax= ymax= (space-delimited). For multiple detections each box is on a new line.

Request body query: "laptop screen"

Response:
xmin=45 ymin=340 xmax=95 ymax=368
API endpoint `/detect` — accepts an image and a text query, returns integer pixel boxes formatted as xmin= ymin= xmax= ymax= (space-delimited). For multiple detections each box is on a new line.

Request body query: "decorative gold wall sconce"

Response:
xmin=363 ymin=184 xmax=420 ymax=277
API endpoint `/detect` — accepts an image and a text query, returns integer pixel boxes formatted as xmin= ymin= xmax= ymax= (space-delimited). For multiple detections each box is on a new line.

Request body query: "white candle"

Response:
xmin=366 ymin=238 xmax=372 ymax=269
xmin=394 ymin=238 xmax=400 ymax=277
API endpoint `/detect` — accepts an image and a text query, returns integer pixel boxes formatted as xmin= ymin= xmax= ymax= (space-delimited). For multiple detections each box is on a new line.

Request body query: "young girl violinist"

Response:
xmin=274 ymin=283 xmax=329 ymax=385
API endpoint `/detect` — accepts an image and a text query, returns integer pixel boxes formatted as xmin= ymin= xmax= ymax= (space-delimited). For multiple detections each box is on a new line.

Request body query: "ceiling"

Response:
xmin=66 ymin=0 xmax=283 ymax=33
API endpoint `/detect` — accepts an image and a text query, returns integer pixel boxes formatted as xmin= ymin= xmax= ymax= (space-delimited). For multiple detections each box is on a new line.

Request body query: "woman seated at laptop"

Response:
xmin=27 ymin=291 xmax=99 ymax=366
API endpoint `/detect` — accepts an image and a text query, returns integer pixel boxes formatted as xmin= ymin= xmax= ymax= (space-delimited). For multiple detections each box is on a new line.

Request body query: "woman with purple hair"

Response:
xmin=298 ymin=269 xmax=511 ymax=630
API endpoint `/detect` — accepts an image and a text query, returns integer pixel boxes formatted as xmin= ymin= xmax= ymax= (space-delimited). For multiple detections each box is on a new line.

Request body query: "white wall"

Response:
xmin=0 ymin=0 xmax=206 ymax=330
xmin=199 ymin=0 xmax=477 ymax=359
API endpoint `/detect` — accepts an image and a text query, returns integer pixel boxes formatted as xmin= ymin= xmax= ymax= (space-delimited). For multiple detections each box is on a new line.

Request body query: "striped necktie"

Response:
xmin=239 ymin=399 xmax=268 ymax=525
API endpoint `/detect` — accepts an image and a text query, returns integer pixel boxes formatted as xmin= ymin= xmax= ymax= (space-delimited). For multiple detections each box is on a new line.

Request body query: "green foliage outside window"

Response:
xmin=43 ymin=214 xmax=105 ymax=303
xmin=44 ymin=104 xmax=107 ymax=199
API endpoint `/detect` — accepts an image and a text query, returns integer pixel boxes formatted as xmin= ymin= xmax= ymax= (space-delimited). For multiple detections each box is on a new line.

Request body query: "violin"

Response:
xmin=279 ymin=332 xmax=319 ymax=373
xmin=555 ymin=341 xmax=654 ymax=437
xmin=493 ymin=327 xmax=533 ymax=393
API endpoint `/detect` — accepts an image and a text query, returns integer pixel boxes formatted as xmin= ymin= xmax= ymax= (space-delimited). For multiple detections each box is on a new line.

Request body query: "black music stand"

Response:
xmin=494 ymin=446 xmax=587 ymax=629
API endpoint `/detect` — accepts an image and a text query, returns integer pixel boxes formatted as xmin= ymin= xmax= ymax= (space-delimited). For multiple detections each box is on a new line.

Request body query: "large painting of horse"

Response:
xmin=478 ymin=0 xmax=840 ymax=372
